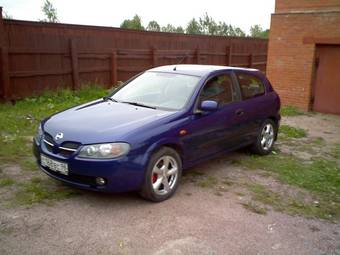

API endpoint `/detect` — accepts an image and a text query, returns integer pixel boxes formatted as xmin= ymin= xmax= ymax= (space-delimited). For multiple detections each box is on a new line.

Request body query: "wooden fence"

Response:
xmin=0 ymin=7 xmax=268 ymax=100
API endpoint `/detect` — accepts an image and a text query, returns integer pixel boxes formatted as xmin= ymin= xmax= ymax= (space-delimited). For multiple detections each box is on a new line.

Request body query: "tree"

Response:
xmin=186 ymin=18 xmax=202 ymax=35
xmin=41 ymin=0 xmax=59 ymax=23
xmin=175 ymin=26 xmax=185 ymax=33
xmin=185 ymin=14 xmax=245 ymax=37
xmin=233 ymin=27 xmax=246 ymax=37
xmin=199 ymin=13 xmax=218 ymax=35
xmin=161 ymin=24 xmax=176 ymax=33
xmin=3 ymin=11 xmax=13 ymax=19
xmin=120 ymin=15 xmax=145 ymax=30
xmin=147 ymin=20 xmax=160 ymax=32
xmin=250 ymin=24 xmax=268 ymax=38
xmin=160 ymin=24 xmax=184 ymax=33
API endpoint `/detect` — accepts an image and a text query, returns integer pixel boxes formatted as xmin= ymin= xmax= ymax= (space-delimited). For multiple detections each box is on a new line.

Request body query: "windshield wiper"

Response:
xmin=122 ymin=101 xmax=156 ymax=109
xmin=103 ymin=96 xmax=118 ymax=102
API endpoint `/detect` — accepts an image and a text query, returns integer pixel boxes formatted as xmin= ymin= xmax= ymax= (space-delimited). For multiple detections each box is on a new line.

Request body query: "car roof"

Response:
xmin=148 ymin=64 xmax=259 ymax=77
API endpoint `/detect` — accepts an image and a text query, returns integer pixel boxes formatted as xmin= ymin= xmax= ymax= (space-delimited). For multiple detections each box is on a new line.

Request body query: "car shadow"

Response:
xmin=60 ymin=149 xmax=250 ymax=206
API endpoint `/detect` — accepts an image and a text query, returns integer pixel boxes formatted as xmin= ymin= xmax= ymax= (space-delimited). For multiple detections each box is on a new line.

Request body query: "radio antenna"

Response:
xmin=173 ymin=53 xmax=188 ymax=70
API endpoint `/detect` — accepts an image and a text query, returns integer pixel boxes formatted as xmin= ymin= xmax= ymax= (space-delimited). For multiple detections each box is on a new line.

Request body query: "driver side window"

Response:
xmin=199 ymin=74 xmax=234 ymax=106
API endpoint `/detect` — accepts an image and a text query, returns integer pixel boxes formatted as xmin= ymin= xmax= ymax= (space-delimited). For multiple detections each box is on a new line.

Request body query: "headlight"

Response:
xmin=78 ymin=143 xmax=130 ymax=159
xmin=35 ymin=124 xmax=43 ymax=145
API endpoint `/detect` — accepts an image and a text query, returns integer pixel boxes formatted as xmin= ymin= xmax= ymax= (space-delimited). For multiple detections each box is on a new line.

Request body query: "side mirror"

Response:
xmin=199 ymin=100 xmax=218 ymax=112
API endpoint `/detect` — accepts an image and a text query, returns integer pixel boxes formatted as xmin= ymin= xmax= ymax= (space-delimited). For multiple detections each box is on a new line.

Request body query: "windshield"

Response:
xmin=112 ymin=72 xmax=201 ymax=110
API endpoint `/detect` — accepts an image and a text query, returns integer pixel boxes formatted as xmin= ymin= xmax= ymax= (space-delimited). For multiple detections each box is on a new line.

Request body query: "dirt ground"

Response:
xmin=0 ymin=113 xmax=339 ymax=255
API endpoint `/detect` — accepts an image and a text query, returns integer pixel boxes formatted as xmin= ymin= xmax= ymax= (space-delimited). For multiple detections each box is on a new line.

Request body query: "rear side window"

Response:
xmin=199 ymin=74 xmax=234 ymax=106
xmin=236 ymin=73 xmax=265 ymax=100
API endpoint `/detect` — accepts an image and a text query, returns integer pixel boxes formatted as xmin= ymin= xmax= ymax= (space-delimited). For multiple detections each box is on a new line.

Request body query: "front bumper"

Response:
xmin=33 ymin=139 xmax=146 ymax=193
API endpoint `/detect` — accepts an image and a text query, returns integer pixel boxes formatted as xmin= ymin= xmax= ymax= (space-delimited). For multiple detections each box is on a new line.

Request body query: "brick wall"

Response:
xmin=275 ymin=0 xmax=340 ymax=13
xmin=266 ymin=0 xmax=340 ymax=110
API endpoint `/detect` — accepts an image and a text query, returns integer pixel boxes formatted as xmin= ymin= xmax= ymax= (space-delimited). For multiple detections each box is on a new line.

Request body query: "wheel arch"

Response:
xmin=142 ymin=138 xmax=185 ymax=167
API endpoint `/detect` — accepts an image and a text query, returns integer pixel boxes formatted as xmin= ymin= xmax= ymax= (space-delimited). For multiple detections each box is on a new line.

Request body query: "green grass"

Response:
xmin=13 ymin=177 xmax=78 ymax=206
xmin=237 ymin=154 xmax=340 ymax=220
xmin=0 ymin=86 xmax=108 ymax=167
xmin=281 ymin=106 xmax=305 ymax=117
xmin=197 ymin=176 xmax=218 ymax=188
xmin=0 ymin=177 xmax=15 ymax=187
xmin=279 ymin=124 xmax=307 ymax=138
xmin=244 ymin=182 xmax=338 ymax=220
xmin=241 ymin=201 xmax=268 ymax=215
xmin=311 ymin=137 xmax=325 ymax=146
xmin=330 ymin=143 xmax=340 ymax=160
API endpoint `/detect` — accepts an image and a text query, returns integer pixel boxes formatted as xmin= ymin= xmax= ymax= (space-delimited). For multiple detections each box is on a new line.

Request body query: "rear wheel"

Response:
xmin=251 ymin=119 xmax=277 ymax=155
xmin=139 ymin=147 xmax=182 ymax=202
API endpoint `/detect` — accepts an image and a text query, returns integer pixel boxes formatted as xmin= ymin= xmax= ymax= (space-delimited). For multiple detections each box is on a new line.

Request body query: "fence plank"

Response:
xmin=69 ymin=39 xmax=79 ymax=90
xmin=152 ymin=48 xmax=158 ymax=67
xmin=226 ymin=45 xmax=232 ymax=66
xmin=248 ymin=53 xmax=254 ymax=68
xmin=0 ymin=8 xmax=11 ymax=100
xmin=0 ymin=47 xmax=10 ymax=99
xmin=195 ymin=49 xmax=200 ymax=64
xmin=111 ymin=51 xmax=117 ymax=86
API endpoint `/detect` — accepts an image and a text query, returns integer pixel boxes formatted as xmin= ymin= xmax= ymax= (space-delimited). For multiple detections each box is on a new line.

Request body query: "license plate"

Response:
xmin=41 ymin=154 xmax=69 ymax=175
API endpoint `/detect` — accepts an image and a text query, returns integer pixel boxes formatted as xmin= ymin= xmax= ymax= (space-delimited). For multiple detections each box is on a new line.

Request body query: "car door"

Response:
xmin=232 ymin=71 xmax=270 ymax=143
xmin=181 ymin=72 xmax=245 ymax=161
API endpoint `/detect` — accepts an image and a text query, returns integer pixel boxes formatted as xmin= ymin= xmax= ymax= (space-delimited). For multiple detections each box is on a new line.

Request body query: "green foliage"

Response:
xmin=185 ymin=13 xmax=246 ymax=36
xmin=175 ymin=26 xmax=185 ymax=33
xmin=120 ymin=13 xmax=248 ymax=37
xmin=199 ymin=13 xmax=219 ymax=35
xmin=186 ymin=18 xmax=202 ymax=35
xmin=281 ymin=106 xmax=305 ymax=116
xmin=120 ymin=15 xmax=145 ymax=30
xmin=160 ymin=24 xmax=185 ymax=33
xmin=250 ymin=25 xmax=269 ymax=38
xmin=280 ymin=124 xmax=307 ymax=138
xmin=41 ymin=0 xmax=58 ymax=23
xmin=147 ymin=20 xmax=160 ymax=32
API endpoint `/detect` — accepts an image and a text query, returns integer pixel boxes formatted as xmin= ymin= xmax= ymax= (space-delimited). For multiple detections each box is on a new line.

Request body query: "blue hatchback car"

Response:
xmin=33 ymin=65 xmax=281 ymax=202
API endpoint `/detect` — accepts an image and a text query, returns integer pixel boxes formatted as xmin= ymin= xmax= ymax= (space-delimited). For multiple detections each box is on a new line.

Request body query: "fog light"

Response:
xmin=96 ymin=177 xmax=106 ymax=186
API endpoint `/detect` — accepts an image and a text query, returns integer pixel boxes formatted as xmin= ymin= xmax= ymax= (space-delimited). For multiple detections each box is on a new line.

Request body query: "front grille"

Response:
xmin=43 ymin=132 xmax=81 ymax=157
xmin=44 ymin=167 xmax=97 ymax=186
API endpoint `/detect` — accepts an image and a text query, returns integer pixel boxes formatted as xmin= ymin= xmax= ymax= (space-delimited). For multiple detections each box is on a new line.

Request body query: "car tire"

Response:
xmin=139 ymin=147 xmax=182 ymax=202
xmin=251 ymin=119 xmax=277 ymax=155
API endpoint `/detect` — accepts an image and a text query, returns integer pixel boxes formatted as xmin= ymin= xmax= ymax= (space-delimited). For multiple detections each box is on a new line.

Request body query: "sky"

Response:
xmin=0 ymin=0 xmax=275 ymax=33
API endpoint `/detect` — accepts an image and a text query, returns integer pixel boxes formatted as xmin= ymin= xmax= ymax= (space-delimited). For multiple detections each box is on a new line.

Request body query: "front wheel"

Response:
xmin=251 ymin=119 xmax=277 ymax=155
xmin=139 ymin=147 xmax=182 ymax=202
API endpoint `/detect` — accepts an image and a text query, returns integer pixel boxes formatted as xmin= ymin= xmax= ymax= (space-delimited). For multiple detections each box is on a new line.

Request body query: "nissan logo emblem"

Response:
xmin=55 ymin=132 xmax=64 ymax=140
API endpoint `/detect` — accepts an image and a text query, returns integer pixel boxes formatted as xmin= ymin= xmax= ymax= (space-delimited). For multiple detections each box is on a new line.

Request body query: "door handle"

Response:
xmin=235 ymin=109 xmax=244 ymax=116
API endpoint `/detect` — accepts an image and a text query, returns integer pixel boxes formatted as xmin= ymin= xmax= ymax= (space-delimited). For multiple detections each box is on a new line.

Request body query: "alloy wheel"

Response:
xmin=151 ymin=155 xmax=178 ymax=195
xmin=260 ymin=123 xmax=274 ymax=151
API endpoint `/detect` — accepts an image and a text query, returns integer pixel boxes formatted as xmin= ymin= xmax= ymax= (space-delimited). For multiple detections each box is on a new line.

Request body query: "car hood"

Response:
xmin=43 ymin=100 xmax=175 ymax=144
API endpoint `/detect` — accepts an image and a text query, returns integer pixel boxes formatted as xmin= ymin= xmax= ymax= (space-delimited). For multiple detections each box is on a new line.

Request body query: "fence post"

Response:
xmin=152 ymin=47 xmax=158 ymax=67
xmin=226 ymin=45 xmax=232 ymax=66
xmin=195 ymin=48 xmax=200 ymax=64
xmin=248 ymin=53 xmax=253 ymax=68
xmin=0 ymin=7 xmax=10 ymax=100
xmin=69 ymin=39 xmax=79 ymax=90
xmin=111 ymin=51 xmax=117 ymax=86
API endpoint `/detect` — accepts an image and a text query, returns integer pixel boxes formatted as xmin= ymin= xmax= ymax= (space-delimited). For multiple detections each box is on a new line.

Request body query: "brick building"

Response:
xmin=267 ymin=0 xmax=340 ymax=114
